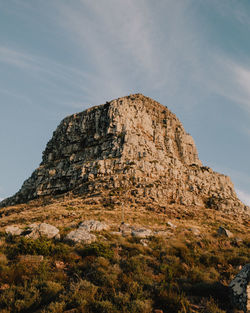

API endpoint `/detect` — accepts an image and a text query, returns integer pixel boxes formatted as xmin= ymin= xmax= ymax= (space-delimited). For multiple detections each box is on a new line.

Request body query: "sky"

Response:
xmin=0 ymin=0 xmax=250 ymax=205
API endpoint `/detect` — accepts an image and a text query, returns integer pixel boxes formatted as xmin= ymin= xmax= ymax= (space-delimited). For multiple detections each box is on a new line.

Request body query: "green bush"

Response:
xmin=88 ymin=300 xmax=118 ymax=313
xmin=5 ymin=237 xmax=69 ymax=259
xmin=78 ymin=242 xmax=114 ymax=259
xmin=154 ymin=287 xmax=192 ymax=313
xmin=0 ymin=231 xmax=243 ymax=313
xmin=201 ymin=298 xmax=226 ymax=313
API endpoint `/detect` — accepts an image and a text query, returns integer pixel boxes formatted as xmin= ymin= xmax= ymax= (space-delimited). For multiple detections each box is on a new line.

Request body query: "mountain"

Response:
xmin=0 ymin=94 xmax=248 ymax=214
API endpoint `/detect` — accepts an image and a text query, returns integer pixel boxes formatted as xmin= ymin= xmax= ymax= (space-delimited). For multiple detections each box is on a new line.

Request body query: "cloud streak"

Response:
xmin=209 ymin=0 xmax=250 ymax=27
xmin=0 ymin=1 xmax=249 ymax=200
xmin=0 ymin=44 xmax=100 ymax=108
xmin=54 ymin=0 xmax=206 ymax=107
xmin=55 ymin=0 xmax=155 ymax=98
xmin=236 ymin=189 xmax=250 ymax=206
xmin=0 ymin=45 xmax=88 ymax=85
xmin=211 ymin=58 xmax=250 ymax=114
xmin=54 ymin=0 xmax=250 ymax=116
xmin=5 ymin=1 xmax=250 ymax=114
xmin=2 ymin=1 xmax=250 ymax=113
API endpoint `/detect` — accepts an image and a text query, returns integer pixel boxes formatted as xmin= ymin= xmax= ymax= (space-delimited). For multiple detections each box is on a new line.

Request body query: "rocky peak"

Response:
xmin=0 ymin=94 xmax=248 ymax=213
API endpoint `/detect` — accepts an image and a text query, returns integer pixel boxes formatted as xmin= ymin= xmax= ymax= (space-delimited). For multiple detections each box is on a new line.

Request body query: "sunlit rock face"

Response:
xmin=0 ymin=94 xmax=248 ymax=213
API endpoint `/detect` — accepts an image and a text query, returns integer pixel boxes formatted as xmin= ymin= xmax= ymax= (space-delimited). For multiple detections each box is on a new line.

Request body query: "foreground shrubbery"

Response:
xmin=0 ymin=234 xmax=249 ymax=313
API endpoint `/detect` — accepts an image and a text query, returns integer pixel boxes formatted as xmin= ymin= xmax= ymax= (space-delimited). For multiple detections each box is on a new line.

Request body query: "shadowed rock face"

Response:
xmin=229 ymin=264 xmax=250 ymax=312
xmin=0 ymin=94 xmax=248 ymax=213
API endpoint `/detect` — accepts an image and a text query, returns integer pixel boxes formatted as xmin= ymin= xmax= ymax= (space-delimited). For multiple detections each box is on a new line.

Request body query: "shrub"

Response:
xmin=39 ymin=281 xmax=64 ymax=304
xmin=5 ymin=237 xmax=69 ymax=259
xmin=129 ymin=299 xmax=152 ymax=313
xmin=0 ymin=283 xmax=41 ymax=312
xmin=154 ymin=287 xmax=192 ymax=313
xmin=62 ymin=279 xmax=97 ymax=311
xmin=78 ymin=242 xmax=114 ymax=260
xmin=201 ymin=297 xmax=226 ymax=313
xmin=88 ymin=300 xmax=118 ymax=313
xmin=42 ymin=301 xmax=65 ymax=313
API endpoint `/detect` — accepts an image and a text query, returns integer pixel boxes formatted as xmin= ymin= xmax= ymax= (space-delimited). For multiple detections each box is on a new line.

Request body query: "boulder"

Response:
xmin=140 ymin=239 xmax=149 ymax=246
xmin=119 ymin=223 xmax=133 ymax=231
xmin=167 ymin=221 xmax=177 ymax=229
xmin=119 ymin=223 xmax=134 ymax=236
xmin=25 ymin=223 xmax=60 ymax=239
xmin=55 ymin=261 xmax=66 ymax=270
xmin=188 ymin=227 xmax=200 ymax=236
xmin=229 ymin=264 xmax=250 ymax=312
xmin=233 ymin=237 xmax=243 ymax=246
xmin=217 ymin=226 xmax=233 ymax=238
xmin=153 ymin=230 xmax=171 ymax=237
xmin=79 ymin=220 xmax=109 ymax=232
xmin=19 ymin=255 xmax=44 ymax=263
xmin=5 ymin=225 xmax=22 ymax=236
xmin=65 ymin=229 xmax=96 ymax=244
xmin=131 ymin=228 xmax=152 ymax=239
xmin=0 ymin=284 xmax=10 ymax=291
xmin=110 ymin=231 xmax=122 ymax=236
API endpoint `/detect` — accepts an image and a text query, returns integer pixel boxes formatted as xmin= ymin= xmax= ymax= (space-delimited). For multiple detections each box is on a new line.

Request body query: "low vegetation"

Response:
xmin=0 ymin=197 xmax=249 ymax=312
xmin=0 ymin=229 xmax=249 ymax=312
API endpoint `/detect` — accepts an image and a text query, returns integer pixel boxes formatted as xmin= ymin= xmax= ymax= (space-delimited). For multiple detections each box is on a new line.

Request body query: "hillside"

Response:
xmin=0 ymin=94 xmax=248 ymax=214
xmin=0 ymin=94 xmax=249 ymax=312
xmin=0 ymin=195 xmax=249 ymax=312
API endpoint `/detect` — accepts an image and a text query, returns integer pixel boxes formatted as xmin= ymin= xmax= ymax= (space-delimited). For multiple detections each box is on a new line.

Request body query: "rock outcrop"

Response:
xmin=25 ymin=223 xmax=60 ymax=240
xmin=229 ymin=264 xmax=250 ymax=312
xmin=0 ymin=94 xmax=248 ymax=213
xmin=65 ymin=229 xmax=96 ymax=245
xmin=79 ymin=220 xmax=109 ymax=232
xmin=5 ymin=225 xmax=22 ymax=236
xmin=5 ymin=223 xmax=60 ymax=239
xmin=217 ymin=226 xmax=233 ymax=238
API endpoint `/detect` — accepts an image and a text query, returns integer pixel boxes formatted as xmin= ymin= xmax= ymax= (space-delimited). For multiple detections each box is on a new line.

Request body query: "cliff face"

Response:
xmin=0 ymin=94 xmax=247 ymax=212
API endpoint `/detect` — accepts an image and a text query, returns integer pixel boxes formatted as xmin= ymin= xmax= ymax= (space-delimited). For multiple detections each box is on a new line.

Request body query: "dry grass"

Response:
xmin=0 ymin=194 xmax=249 ymax=312
xmin=0 ymin=194 xmax=249 ymax=241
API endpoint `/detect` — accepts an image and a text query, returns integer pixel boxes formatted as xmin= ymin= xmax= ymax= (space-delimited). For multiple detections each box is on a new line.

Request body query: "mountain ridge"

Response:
xmin=0 ymin=93 xmax=249 ymax=214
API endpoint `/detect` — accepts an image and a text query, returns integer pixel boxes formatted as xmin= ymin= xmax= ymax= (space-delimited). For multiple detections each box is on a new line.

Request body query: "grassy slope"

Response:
xmin=0 ymin=195 xmax=249 ymax=313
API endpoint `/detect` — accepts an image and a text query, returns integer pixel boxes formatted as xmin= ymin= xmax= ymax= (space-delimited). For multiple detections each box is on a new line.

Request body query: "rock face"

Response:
xmin=25 ymin=223 xmax=60 ymax=240
xmin=5 ymin=223 xmax=60 ymax=239
xmin=5 ymin=225 xmax=22 ymax=236
xmin=217 ymin=226 xmax=233 ymax=238
xmin=0 ymin=94 xmax=248 ymax=213
xmin=131 ymin=228 xmax=153 ymax=239
xmin=79 ymin=220 xmax=109 ymax=232
xmin=229 ymin=264 xmax=250 ymax=312
xmin=65 ymin=229 xmax=96 ymax=245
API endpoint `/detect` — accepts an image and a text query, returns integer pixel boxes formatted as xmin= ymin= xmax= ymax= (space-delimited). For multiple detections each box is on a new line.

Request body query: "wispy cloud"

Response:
xmin=0 ymin=87 xmax=33 ymax=106
xmin=198 ymin=56 xmax=250 ymax=118
xmin=54 ymin=0 xmax=204 ymax=107
xmin=209 ymin=0 xmax=250 ymax=27
xmin=0 ymin=44 xmax=98 ymax=108
xmin=54 ymin=0 xmax=250 ymax=116
xmin=233 ymin=64 xmax=250 ymax=110
xmin=0 ymin=45 xmax=88 ymax=84
xmin=0 ymin=46 xmax=36 ymax=70
xmin=236 ymin=189 xmax=250 ymax=206
xmin=55 ymin=0 xmax=155 ymax=98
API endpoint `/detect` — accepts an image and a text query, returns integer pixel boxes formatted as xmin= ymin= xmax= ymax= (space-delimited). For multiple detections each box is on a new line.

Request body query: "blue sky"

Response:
xmin=0 ymin=0 xmax=250 ymax=205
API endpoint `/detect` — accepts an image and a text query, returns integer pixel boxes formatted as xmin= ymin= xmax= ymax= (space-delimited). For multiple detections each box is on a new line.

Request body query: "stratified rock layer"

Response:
xmin=0 ymin=94 xmax=248 ymax=212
